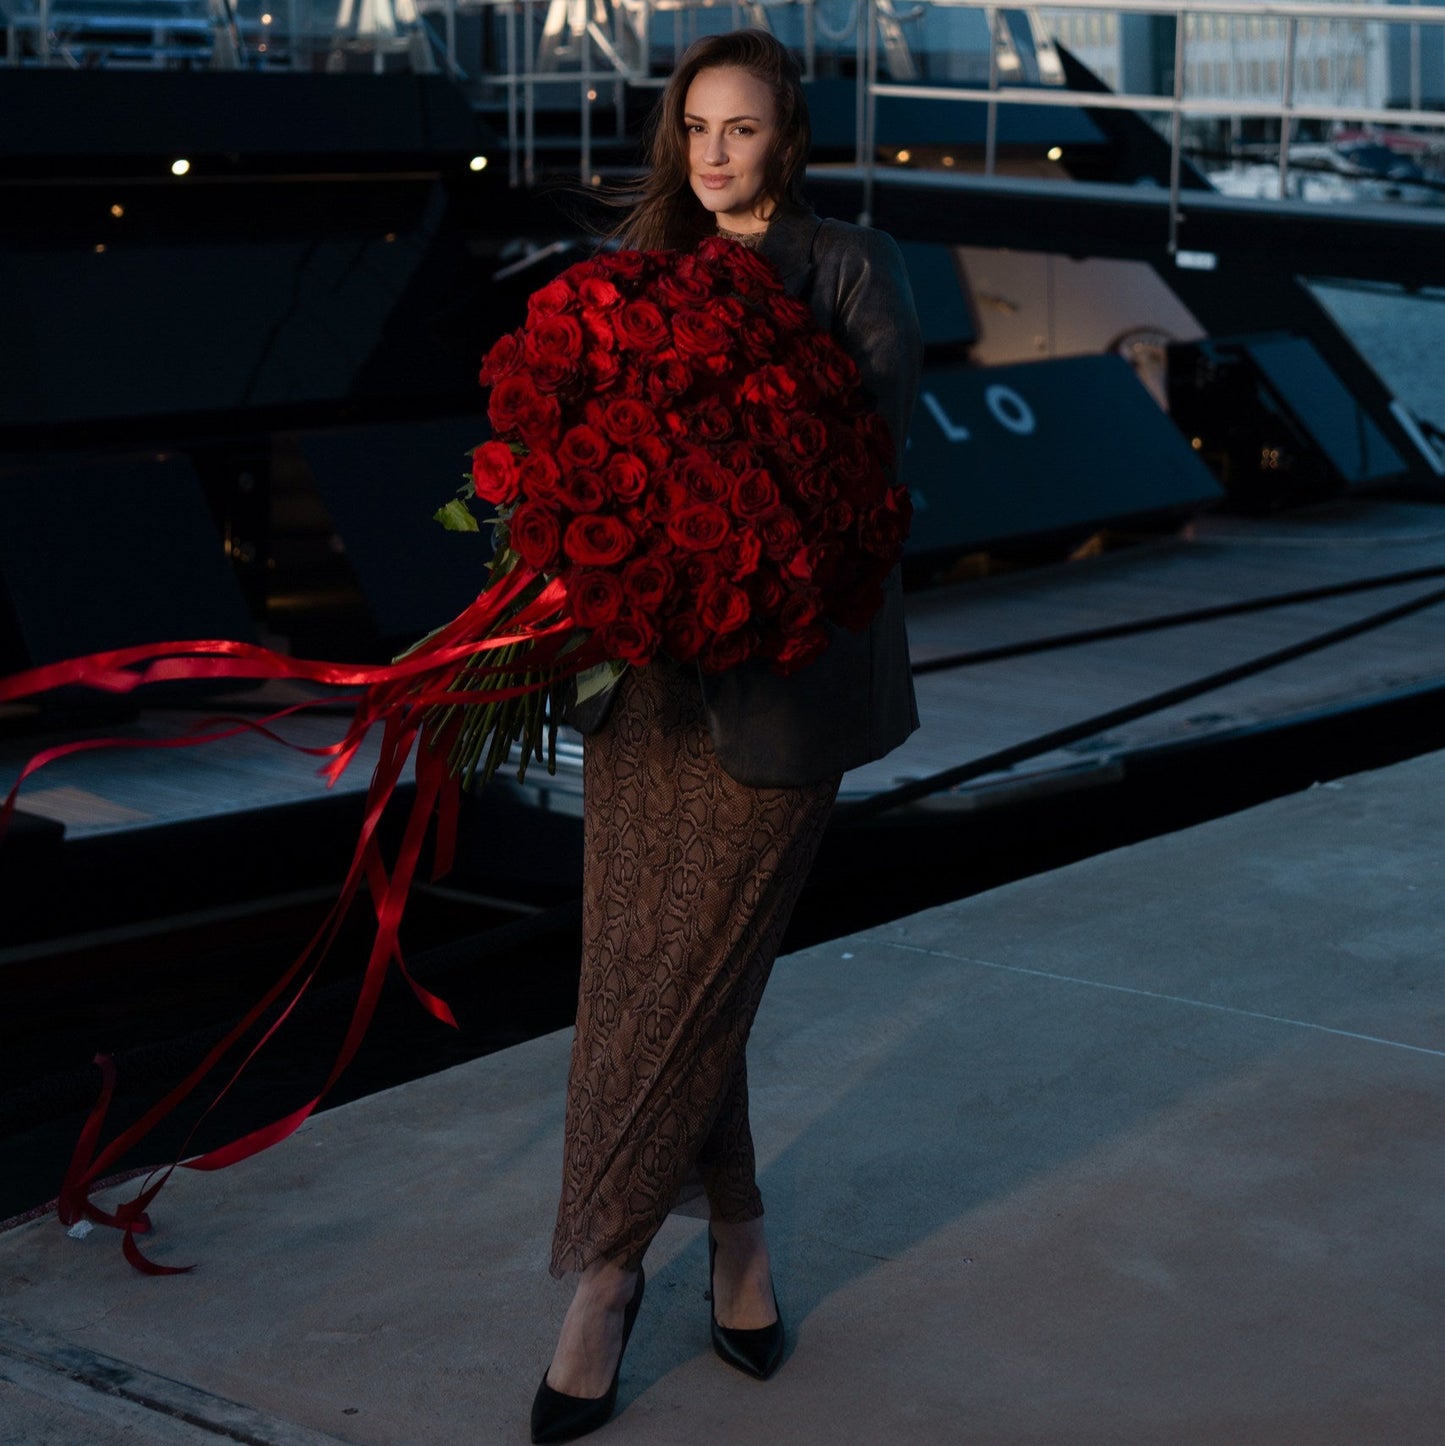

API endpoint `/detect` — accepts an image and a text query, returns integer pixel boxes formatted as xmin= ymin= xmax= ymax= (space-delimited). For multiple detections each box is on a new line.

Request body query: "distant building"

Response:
xmin=1037 ymin=2 xmax=1443 ymax=118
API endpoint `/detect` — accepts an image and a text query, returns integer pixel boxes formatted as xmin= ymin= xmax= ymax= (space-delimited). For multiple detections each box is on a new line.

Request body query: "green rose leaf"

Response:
xmin=434 ymin=499 xmax=479 ymax=533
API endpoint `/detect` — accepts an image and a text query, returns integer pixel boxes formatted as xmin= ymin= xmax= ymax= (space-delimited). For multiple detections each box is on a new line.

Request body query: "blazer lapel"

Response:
xmin=760 ymin=204 xmax=821 ymax=298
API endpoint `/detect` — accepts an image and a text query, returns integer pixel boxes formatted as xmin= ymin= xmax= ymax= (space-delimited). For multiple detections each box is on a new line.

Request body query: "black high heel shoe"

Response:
xmin=530 ymin=1267 xmax=646 ymax=1444
xmin=709 ymin=1233 xmax=784 ymax=1381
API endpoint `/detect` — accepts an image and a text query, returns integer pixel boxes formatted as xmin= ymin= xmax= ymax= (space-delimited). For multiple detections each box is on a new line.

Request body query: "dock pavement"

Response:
xmin=2 ymin=749 xmax=1443 ymax=1444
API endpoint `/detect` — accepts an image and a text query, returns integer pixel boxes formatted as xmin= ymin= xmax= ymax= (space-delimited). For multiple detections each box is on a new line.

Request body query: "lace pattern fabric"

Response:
xmin=549 ymin=660 xmax=838 ymax=1275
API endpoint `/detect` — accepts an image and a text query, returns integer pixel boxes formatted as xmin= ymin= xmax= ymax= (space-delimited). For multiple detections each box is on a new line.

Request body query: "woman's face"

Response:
xmin=684 ymin=65 xmax=779 ymax=233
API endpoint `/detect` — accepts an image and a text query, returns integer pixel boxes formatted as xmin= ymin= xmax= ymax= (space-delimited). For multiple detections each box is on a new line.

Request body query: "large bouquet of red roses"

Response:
xmin=0 ymin=237 xmax=911 ymax=1271
xmin=433 ymin=235 xmax=911 ymax=786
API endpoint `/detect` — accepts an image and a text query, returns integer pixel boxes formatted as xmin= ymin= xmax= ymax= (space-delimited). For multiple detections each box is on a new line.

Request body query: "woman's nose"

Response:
xmin=703 ymin=134 xmax=727 ymax=165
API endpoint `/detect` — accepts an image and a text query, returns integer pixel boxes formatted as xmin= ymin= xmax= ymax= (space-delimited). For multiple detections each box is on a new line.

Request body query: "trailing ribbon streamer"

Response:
xmin=1 ymin=562 xmax=603 ymax=1271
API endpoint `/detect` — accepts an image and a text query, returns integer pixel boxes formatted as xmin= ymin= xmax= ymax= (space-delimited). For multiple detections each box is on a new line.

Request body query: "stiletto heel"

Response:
xmin=531 ymin=1267 xmax=646 ymax=1444
xmin=709 ymin=1233 xmax=784 ymax=1381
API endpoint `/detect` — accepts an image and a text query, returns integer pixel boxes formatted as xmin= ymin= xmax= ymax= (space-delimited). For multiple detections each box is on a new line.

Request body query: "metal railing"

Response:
xmin=855 ymin=0 xmax=1445 ymax=253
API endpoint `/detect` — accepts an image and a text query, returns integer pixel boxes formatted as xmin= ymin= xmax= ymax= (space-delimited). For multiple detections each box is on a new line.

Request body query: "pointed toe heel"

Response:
xmin=709 ymin=1234 xmax=785 ymax=1382
xmin=531 ymin=1267 xmax=645 ymax=1444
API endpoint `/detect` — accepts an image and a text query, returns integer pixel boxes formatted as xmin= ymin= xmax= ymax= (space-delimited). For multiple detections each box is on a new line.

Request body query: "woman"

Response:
xmin=531 ymin=28 xmax=922 ymax=1443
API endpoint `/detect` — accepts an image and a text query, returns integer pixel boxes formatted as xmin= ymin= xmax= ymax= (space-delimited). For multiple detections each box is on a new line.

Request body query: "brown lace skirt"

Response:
xmin=549 ymin=660 xmax=838 ymax=1276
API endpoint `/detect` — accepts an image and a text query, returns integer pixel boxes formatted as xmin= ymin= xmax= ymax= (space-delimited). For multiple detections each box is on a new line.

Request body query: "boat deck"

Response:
xmin=2 ymin=744 xmax=1441 ymax=1443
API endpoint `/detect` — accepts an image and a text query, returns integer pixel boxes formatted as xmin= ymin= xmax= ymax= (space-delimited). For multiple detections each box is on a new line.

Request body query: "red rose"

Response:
xmin=699 ymin=580 xmax=751 ymax=635
xmin=803 ymin=334 xmax=860 ymax=393
xmin=489 ymin=376 xmax=561 ymax=451
xmin=599 ymin=608 xmax=660 ymax=666
xmin=519 ymin=452 xmax=562 ymax=503
xmin=715 ymin=241 xmax=784 ymax=295
xmin=479 ymin=332 xmax=523 ymax=387
xmin=768 ymin=294 xmax=815 ymax=332
xmin=615 ymin=299 xmax=669 ymax=352
xmin=578 ymin=276 xmax=622 ymax=312
xmin=778 ymin=590 xmax=820 ymax=633
xmin=559 ymin=468 xmax=605 ymax=513
xmin=584 ymin=347 xmax=622 ymax=393
xmin=564 ymin=513 xmax=634 ymax=567
xmin=688 ymin=398 xmax=733 ymax=445
xmin=527 ymin=277 xmax=575 ymax=319
xmin=786 ymin=540 xmax=842 ymax=587
xmin=666 ymin=501 xmax=730 ymax=552
xmin=731 ymin=468 xmax=778 ymax=518
xmin=645 ymin=357 xmax=694 ymax=407
xmin=739 ymin=318 xmax=777 ymax=364
xmin=488 ymin=373 xmax=539 ymax=436
xmin=508 ymin=502 xmax=561 ymax=570
xmin=568 ymin=568 xmax=625 ymax=628
xmin=633 ymin=434 xmax=671 ymax=472
xmin=517 ymin=394 xmax=562 ymax=451
xmin=558 ymin=424 xmax=610 ymax=472
xmin=677 ymin=450 xmax=731 ymax=504
xmin=862 ymin=487 xmax=912 ymax=559
xmin=699 ymin=630 xmax=754 ymax=674
xmin=740 ymin=364 xmax=800 ymax=411
xmin=472 ymin=440 xmax=520 ymax=506
xmin=524 ymin=313 xmax=585 ymax=366
xmin=793 ymin=464 xmax=834 ymax=508
xmin=756 ymin=504 xmax=802 ymax=561
xmin=749 ymin=571 xmax=786 ymax=615
xmin=601 ymin=249 xmax=649 ymax=281
xmin=604 ymin=451 xmax=649 ymax=504
xmin=832 ymin=431 xmax=871 ymax=486
xmin=671 ymin=307 xmax=732 ymax=361
xmin=787 ymin=415 xmax=829 ymax=463
xmin=677 ymin=552 xmax=720 ymax=596
xmin=656 ymin=270 xmax=712 ymax=309
xmin=662 ymin=613 xmax=708 ymax=663
xmin=719 ymin=529 xmax=762 ymax=580
xmin=643 ymin=473 xmax=691 ymax=523
xmin=598 ymin=398 xmax=656 ymax=448
xmin=622 ymin=554 xmax=674 ymax=612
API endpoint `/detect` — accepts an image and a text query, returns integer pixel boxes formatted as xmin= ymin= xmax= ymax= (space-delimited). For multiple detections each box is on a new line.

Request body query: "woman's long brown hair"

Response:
xmin=607 ymin=28 xmax=811 ymax=251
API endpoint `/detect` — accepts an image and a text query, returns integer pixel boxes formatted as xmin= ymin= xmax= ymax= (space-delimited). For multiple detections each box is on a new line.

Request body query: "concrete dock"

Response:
xmin=2 ymin=750 xmax=1443 ymax=1444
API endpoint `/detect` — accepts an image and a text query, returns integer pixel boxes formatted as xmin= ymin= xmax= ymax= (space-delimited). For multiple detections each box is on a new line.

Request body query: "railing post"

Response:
xmin=1167 ymin=2 xmax=1186 ymax=255
xmin=862 ymin=0 xmax=879 ymax=225
xmin=1280 ymin=14 xmax=1298 ymax=201
xmin=985 ymin=6 xmax=999 ymax=179
xmin=580 ymin=18 xmax=592 ymax=186
xmin=508 ymin=0 xmax=521 ymax=187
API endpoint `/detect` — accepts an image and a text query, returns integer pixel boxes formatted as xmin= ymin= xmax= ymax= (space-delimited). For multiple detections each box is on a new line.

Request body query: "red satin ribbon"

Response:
xmin=2 ymin=563 xmax=603 ymax=1271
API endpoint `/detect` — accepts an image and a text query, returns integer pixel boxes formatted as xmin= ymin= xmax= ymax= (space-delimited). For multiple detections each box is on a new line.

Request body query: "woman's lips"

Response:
xmin=699 ymin=174 xmax=732 ymax=189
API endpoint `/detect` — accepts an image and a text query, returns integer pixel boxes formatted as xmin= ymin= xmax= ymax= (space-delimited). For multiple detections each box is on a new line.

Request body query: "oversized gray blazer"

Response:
xmin=569 ymin=204 xmax=923 ymax=787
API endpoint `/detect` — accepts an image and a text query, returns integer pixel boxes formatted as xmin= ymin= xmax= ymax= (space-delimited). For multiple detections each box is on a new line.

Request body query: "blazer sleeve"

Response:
xmin=823 ymin=224 xmax=923 ymax=487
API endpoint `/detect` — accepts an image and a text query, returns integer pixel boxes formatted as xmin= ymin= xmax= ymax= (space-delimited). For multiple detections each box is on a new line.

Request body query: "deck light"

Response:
xmin=261 ymin=10 xmax=273 ymax=20
xmin=896 ymin=148 xmax=911 ymax=163
xmin=110 ymin=203 xmax=124 ymax=217
xmin=469 ymin=155 xmax=489 ymax=172
xmin=171 ymin=158 xmax=191 ymax=176
xmin=1047 ymin=146 xmax=1063 ymax=161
